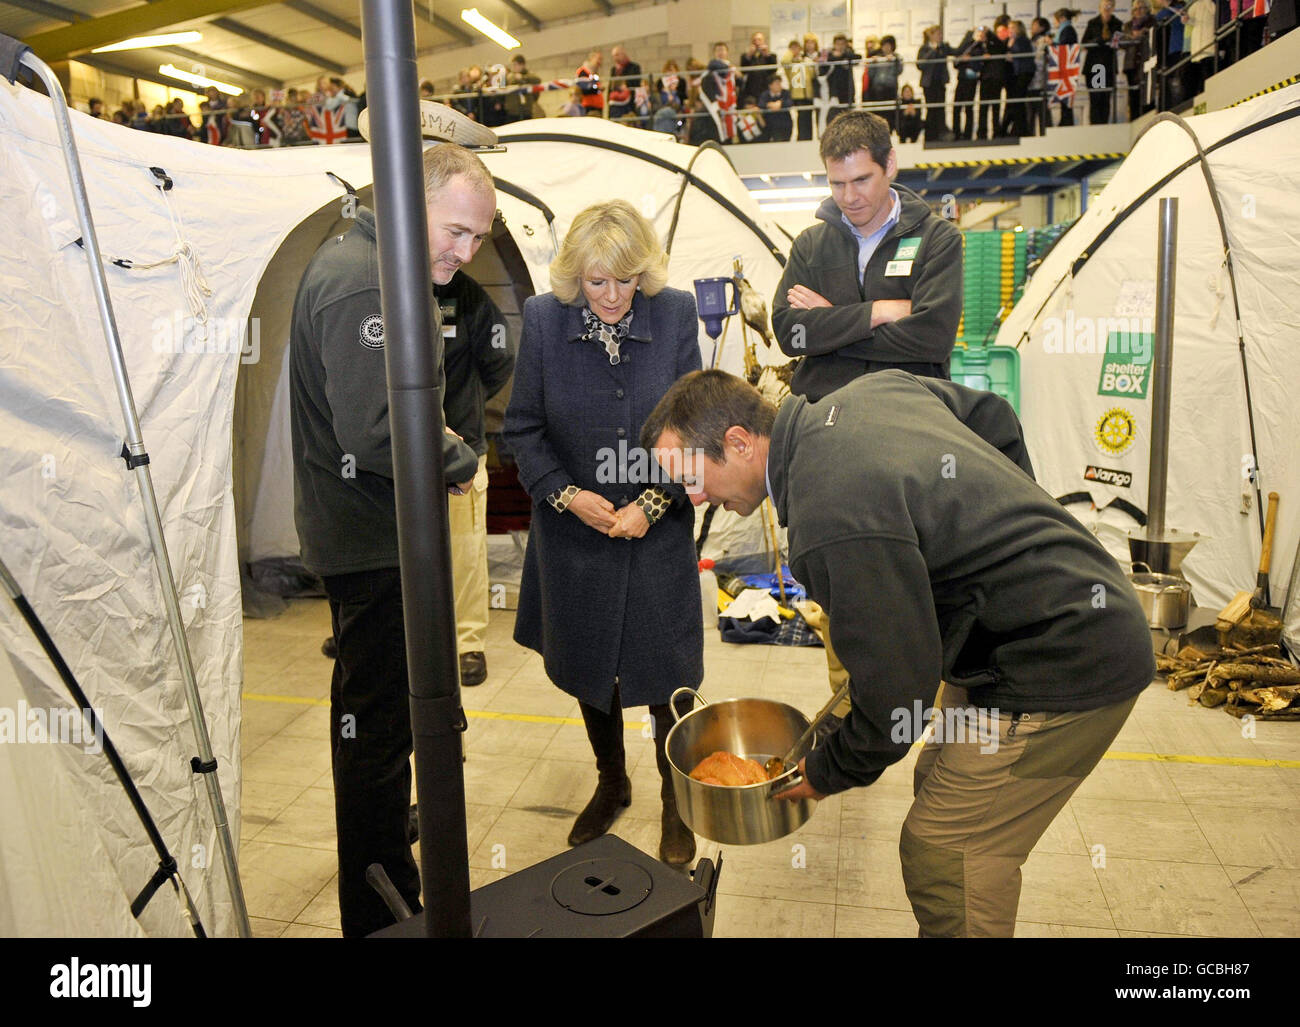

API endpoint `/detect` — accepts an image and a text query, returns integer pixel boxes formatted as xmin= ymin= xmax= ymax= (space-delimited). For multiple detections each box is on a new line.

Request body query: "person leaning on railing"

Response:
xmin=1083 ymin=0 xmax=1125 ymax=124
xmin=1027 ymin=17 xmax=1053 ymax=135
xmin=1120 ymin=2 xmax=1154 ymax=121
xmin=1000 ymin=20 xmax=1036 ymax=137
xmin=866 ymin=35 xmax=902 ymax=132
xmin=782 ymin=37 xmax=817 ymax=140
xmin=918 ymin=24 xmax=957 ymax=141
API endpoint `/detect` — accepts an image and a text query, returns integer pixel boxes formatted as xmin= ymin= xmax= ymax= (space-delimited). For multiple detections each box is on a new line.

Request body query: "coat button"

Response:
xmin=616 ymin=427 xmax=626 ymax=438
xmin=616 ymin=388 xmax=625 ymax=399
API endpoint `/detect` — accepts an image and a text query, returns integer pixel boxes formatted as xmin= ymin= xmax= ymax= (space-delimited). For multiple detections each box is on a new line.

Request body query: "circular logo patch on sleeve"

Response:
xmin=359 ymin=314 xmax=385 ymax=349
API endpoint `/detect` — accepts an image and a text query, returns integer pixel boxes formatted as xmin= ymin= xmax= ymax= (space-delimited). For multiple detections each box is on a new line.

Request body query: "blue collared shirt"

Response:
xmin=842 ymin=189 xmax=901 ymax=283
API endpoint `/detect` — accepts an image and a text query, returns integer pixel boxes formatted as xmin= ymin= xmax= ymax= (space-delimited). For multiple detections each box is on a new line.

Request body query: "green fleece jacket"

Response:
xmin=768 ymin=371 xmax=1155 ymax=795
xmin=290 ymin=207 xmax=478 ymax=577
xmin=772 ymin=185 xmax=962 ymax=402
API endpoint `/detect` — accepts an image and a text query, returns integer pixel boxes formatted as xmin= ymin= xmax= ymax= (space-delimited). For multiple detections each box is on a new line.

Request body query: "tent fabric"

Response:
xmin=0 ymin=79 xmax=381 ymax=935
xmin=0 ymin=92 xmax=792 ymax=934
xmin=999 ymin=83 xmax=1300 ymax=637
xmin=238 ymin=116 xmax=795 ymax=570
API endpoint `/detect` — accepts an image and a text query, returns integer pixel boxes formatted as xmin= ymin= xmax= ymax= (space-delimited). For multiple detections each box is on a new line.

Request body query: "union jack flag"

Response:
xmin=308 ymin=107 xmax=348 ymax=144
xmin=1048 ymin=44 xmax=1082 ymax=102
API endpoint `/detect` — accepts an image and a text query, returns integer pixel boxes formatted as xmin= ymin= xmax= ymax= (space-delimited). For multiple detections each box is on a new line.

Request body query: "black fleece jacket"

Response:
xmin=772 ymin=185 xmax=962 ymax=402
xmin=768 ymin=371 xmax=1155 ymax=796
xmin=290 ymin=207 xmax=479 ymax=577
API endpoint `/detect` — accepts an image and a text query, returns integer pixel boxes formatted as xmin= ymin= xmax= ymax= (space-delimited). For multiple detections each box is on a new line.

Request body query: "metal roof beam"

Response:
xmin=282 ymin=0 xmax=361 ymax=40
xmin=499 ymin=0 xmax=542 ymax=32
xmin=209 ymin=15 xmax=345 ymax=73
xmin=593 ymin=0 xmax=613 ymax=13
xmin=414 ymin=7 xmax=474 ymax=45
xmin=2 ymin=0 xmax=87 ymax=21
xmin=24 ymin=0 xmax=269 ymax=62
xmin=159 ymin=44 xmax=281 ymax=89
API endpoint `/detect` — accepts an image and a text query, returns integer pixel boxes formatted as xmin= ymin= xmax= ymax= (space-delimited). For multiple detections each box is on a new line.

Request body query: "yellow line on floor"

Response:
xmin=242 ymin=693 xmax=1300 ymax=767
xmin=1103 ymin=750 xmax=1300 ymax=769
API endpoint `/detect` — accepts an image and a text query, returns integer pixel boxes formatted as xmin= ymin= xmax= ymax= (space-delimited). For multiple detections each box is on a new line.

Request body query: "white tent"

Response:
xmin=239 ymin=116 xmax=794 ymax=579
xmin=998 ymin=83 xmax=1300 ymax=643
xmin=0 ymin=88 xmax=789 ymax=936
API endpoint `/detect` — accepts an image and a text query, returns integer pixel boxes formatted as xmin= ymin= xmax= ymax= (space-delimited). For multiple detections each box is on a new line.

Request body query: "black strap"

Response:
xmin=130 ymin=856 xmax=178 ymax=918
xmin=1104 ymin=496 xmax=1147 ymax=526
xmin=1055 ymin=491 xmax=1094 ymax=508
xmin=149 ymin=166 xmax=173 ymax=192
xmin=0 ymin=33 xmax=31 ymax=85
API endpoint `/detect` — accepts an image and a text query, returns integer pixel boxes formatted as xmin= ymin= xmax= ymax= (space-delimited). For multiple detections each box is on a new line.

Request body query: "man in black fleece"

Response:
xmin=772 ymin=111 xmax=962 ymax=402
xmin=643 ymin=369 xmax=1155 ymax=937
xmin=290 ymin=143 xmax=495 ymax=937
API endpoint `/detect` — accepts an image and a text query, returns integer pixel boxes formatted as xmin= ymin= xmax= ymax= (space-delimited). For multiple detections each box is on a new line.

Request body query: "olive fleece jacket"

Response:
xmin=768 ymin=371 xmax=1155 ymax=795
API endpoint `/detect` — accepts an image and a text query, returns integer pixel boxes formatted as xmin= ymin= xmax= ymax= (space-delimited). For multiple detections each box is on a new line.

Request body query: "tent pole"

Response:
xmin=11 ymin=45 xmax=251 ymax=938
xmin=360 ymin=0 xmax=472 ymax=938
xmin=1148 ymin=197 xmax=1177 ymax=538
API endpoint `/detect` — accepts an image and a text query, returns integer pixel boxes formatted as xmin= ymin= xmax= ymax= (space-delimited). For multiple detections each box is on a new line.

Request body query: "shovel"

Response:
xmin=763 ymin=681 xmax=851 ymax=779
xmin=1219 ymin=491 xmax=1283 ymax=648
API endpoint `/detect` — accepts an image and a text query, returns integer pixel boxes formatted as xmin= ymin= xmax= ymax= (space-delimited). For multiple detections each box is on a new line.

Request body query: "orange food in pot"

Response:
xmin=689 ymin=750 xmax=770 ymax=786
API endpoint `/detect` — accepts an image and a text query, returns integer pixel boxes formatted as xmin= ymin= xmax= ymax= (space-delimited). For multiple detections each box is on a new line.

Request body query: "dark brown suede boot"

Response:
xmin=651 ymin=699 xmax=696 ymax=866
xmin=569 ymin=697 xmax=630 ymax=846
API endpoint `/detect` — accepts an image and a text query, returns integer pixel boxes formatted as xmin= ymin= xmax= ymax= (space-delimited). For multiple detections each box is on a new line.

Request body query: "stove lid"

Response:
xmin=551 ymin=858 xmax=653 ymax=916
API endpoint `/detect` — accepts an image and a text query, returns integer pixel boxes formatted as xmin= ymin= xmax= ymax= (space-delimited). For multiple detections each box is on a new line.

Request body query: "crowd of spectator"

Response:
xmin=78 ymin=2 xmax=1293 ymax=150
xmin=431 ymin=5 xmax=1291 ymax=146
xmin=85 ymin=76 xmax=364 ymax=146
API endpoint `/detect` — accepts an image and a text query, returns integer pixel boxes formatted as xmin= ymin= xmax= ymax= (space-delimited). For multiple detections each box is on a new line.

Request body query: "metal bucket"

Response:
xmin=663 ymin=687 xmax=819 ymax=845
xmin=1130 ymin=561 xmax=1192 ymax=629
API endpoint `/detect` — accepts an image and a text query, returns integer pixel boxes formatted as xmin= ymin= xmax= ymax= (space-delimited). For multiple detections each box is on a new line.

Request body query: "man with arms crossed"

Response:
xmin=773 ymin=110 xmax=962 ymax=403
xmin=643 ymin=369 xmax=1154 ymax=937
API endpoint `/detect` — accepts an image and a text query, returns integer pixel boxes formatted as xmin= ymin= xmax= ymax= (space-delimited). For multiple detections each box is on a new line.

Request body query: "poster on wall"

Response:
xmin=1007 ymin=2 xmax=1040 ymax=29
xmin=852 ymin=8 xmax=881 ymax=46
xmin=771 ymin=2 xmax=810 ymax=49
xmin=971 ymin=3 xmax=1006 ymax=33
xmin=879 ymin=9 xmax=909 ymax=44
xmin=810 ymin=0 xmax=849 ymax=41
xmin=944 ymin=5 xmax=975 ymax=44
xmin=909 ymin=5 xmax=942 ymax=48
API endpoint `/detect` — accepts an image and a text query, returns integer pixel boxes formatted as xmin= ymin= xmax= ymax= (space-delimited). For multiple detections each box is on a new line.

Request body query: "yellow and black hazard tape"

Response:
xmin=915 ymin=152 xmax=1125 ymax=169
xmin=1228 ymin=74 xmax=1300 ymax=108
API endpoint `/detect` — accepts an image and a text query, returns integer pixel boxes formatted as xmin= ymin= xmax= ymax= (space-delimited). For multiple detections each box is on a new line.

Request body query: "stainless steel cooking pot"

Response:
xmin=1129 ymin=561 xmax=1192 ymax=629
xmin=663 ymin=687 xmax=819 ymax=845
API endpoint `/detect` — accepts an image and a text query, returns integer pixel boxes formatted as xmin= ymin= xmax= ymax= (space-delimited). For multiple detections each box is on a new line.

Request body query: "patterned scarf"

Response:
xmin=581 ymin=307 xmax=634 ymax=364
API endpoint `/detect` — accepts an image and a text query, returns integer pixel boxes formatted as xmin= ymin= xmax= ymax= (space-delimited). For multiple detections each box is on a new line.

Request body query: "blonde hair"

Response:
xmin=549 ymin=199 xmax=669 ymax=304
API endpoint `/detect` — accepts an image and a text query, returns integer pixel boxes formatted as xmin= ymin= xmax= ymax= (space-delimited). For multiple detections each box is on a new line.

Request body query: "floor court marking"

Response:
xmin=242 ymin=693 xmax=1300 ymax=768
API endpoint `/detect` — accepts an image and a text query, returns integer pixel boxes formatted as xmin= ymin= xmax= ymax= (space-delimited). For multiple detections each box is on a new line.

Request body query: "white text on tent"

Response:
xmin=0 ymin=700 xmax=103 ymax=755
xmin=1041 ymin=313 xmax=1153 ymax=359
xmin=151 ymin=313 xmax=260 ymax=365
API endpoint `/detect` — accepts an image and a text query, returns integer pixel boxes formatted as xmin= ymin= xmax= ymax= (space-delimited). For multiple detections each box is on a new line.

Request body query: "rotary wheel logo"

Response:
xmin=1095 ymin=407 xmax=1136 ymax=456
xmin=359 ymin=314 xmax=384 ymax=349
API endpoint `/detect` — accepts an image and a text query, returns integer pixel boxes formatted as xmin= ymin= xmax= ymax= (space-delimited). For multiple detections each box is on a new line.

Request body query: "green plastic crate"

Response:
xmin=950 ymin=345 xmax=1020 ymax=414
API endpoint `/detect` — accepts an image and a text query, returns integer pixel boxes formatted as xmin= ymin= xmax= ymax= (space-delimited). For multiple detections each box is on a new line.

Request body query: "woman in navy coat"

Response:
xmin=503 ymin=200 xmax=704 ymax=865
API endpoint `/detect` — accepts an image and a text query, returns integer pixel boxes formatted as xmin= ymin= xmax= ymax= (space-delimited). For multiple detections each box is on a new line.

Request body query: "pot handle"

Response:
xmin=670 ymin=687 xmax=707 ymax=723
xmin=1131 ymin=561 xmax=1152 ymax=574
xmin=770 ymin=769 xmax=806 ymax=799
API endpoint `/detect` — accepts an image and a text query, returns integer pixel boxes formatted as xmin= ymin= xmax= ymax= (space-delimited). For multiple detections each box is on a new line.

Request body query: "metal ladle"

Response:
xmin=764 ymin=682 xmax=851 ymax=779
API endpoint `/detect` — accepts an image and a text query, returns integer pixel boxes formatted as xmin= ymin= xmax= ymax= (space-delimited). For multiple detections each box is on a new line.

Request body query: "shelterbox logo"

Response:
xmin=1098 ymin=330 xmax=1154 ymax=398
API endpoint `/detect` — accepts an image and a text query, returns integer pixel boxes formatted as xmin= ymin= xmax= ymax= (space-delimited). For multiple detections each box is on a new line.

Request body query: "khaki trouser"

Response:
xmin=448 ymin=454 xmax=489 ymax=654
xmin=794 ymin=600 xmax=853 ymax=719
xmin=900 ymin=683 xmax=1138 ymax=937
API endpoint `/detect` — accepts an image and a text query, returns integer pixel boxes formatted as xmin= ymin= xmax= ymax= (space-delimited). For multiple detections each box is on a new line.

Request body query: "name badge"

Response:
xmin=894 ymin=236 xmax=922 ymax=260
xmin=885 ymin=259 xmax=914 ymax=277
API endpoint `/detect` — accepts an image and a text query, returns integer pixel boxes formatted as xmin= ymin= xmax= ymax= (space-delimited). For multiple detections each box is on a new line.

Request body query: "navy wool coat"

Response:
xmin=504 ymin=287 xmax=705 ymax=712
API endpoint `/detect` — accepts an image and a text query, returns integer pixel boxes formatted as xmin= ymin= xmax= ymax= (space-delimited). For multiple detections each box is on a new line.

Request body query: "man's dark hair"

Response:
xmin=880 ymin=35 xmax=897 ymax=49
xmin=819 ymin=109 xmax=892 ymax=167
xmin=640 ymin=369 xmax=776 ymax=462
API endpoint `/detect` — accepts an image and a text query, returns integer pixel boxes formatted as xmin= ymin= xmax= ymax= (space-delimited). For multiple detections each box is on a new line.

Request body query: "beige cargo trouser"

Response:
xmin=448 ymin=454 xmax=489 ymax=654
xmin=899 ymin=682 xmax=1138 ymax=938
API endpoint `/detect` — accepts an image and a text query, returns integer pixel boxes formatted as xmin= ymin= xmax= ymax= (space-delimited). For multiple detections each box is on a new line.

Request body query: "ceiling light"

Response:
xmin=756 ymin=201 xmax=824 ymax=213
xmin=461 ymin=8 xmax=521 ymax=50
xmin=93 ymin=32 xmax=202 ymax=54
xmin=158 ymin=64 xmax=243 ymax=95
xmin=753 ymin=186 xmax=831 ymax=201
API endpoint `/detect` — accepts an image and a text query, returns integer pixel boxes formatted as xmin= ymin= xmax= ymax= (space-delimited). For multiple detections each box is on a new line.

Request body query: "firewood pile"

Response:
xmin=1156 ymin=643 xmax=1300 ymax=719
